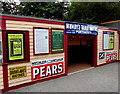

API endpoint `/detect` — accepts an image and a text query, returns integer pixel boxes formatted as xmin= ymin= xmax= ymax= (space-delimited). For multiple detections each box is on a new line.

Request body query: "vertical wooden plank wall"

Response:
xmin=0 ymin=29 xmax=3 ymax=90
xmin=97 ymin=29 xmax=119 ymax=65
xmin=6 ymin=20 xmax=64 ymax=87
xmin=0 ymin=66 xmax=3 ymax=90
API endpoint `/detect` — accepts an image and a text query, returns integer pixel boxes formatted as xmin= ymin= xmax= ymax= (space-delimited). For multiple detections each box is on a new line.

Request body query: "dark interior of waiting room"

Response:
xmin=68 ymin=35 xmax=94 ymax=73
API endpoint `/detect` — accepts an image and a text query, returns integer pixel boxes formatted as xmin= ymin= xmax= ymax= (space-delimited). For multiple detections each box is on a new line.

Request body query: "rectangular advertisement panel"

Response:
xmin=52 ymin=30 xmax=64 ymax=52
xmin=65 ymin=22 xmax=98 ymax=35
xmin=31 ymin=57 xmax=65 ymax=80
xmin=106 ymin=51 xmax=117 ymax=63
xmin=8 ymin=34 xmax=24 ymax=61
xmin=103 ymin=32 xmax=114 ymax=50
xmin=9 ymin=66 xmax=27 ymax=80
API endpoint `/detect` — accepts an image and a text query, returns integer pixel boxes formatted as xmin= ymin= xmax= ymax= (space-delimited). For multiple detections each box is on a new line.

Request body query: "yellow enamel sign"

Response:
xmin=8 ymin=34 xmax=24 ymax=61
xmin=9 ymin=66 xmax=27 ymax=80
xmin=109 ymin=34 xmax=114 ymax=49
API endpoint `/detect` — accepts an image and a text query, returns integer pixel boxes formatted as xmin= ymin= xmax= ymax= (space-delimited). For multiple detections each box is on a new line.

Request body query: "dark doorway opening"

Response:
xmin=68 ymin=35 xmax=95 ymax=73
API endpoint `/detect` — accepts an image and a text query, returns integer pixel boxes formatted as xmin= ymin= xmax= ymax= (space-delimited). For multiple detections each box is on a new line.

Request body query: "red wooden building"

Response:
xmin=0 ymin=14 xmax=119 ymax=92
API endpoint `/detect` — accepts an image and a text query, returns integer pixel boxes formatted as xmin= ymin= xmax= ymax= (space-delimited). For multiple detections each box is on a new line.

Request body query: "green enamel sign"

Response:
xmin=52 ymin=30 xmax=64 ymax=52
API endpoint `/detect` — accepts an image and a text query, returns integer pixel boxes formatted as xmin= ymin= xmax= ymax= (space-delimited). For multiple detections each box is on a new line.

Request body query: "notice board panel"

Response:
xmin=2 ymin=30 xmax=30 ymax=63
xmin=52 ymin=29 xmax=64 ymax=52
xmin=34 ymin=28 xmax=49 ymax=55
xmin=103 ymin=31 xmax=114 ymax=50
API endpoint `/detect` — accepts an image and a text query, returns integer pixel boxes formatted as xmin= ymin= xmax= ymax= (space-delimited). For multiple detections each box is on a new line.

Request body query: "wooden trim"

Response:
xmin=2 ymin=73 xmax=66 ymax=93
xmin=95 ymin=60 xmax=118 ymax=67
xmin=0 ymin=89 xmax=2 ymax=93
xmin=51 ymin=28 xmax=64 ymax=54
xmin=49 ymin=27 xmax=52 ymax=54
xmin=93 ymin=36 xmax=98 ymax=67
xmin=64 ymin=34 xmax=68 ymax=75
xmin=25 ymin=31 xmax=30 ymax=62
xmin=101 ymin=20 xmax=120 ymax=24
xmin=118 ymin=34 xmax=120 ymax=60
xmin=3 ymin=65 xmax=9 ymax=92
xmin=2 ymin=16 xmax=64 ymax=25
xmin=51 ymin=51 xmax=64 ymax=54
xmin=33 ymin=27 xmax=50 ymax=55
xmin=1 ymin=20 xmax=9 ymax=93
xmin=118 ymin=31 xmax=120 ymax=34
xmin=102 ymin=31 xmax=114 ymax=51
xmin=1 ymin=20 xmax=6 ymax=30
xmin=98 ymin=26 xmax=118 ymax=31
xmin=51 ymin=28 xmax=64 ymax=30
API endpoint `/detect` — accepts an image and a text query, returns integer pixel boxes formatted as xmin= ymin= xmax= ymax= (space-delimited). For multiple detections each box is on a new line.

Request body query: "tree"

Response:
xmin=2 ymin=2 xmax=120 ymax=25
xmin=2 ymin=2 xmax=19 ymax=14
xmin=66 ymin=2 xmax=120 ymax=25
xmin=2 ymin=2 xmax=68 ymax=20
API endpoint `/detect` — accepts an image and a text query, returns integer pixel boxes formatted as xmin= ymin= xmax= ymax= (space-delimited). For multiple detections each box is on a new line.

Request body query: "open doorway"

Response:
xmin=68 ymin=34 xmax=95 ymax=73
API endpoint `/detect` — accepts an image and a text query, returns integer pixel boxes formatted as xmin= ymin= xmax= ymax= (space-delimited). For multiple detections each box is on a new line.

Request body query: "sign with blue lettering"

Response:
xmin=65 ymin=22 xmax=98 ymax=35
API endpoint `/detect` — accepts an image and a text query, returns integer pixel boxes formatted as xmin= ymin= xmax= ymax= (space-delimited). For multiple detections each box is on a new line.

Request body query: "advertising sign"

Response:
xmin=52 ymin=30 xmax=64 ymax=52
xmin=9 ymin=66 xmax=27 ymax=80
xmin=31 ymin=57 xmax=65 ymax=80
xmin=106 ymin=51 xmax=117 ymax=63
xmin=8 ymin=34 xmax=24 ymax=61
xmin=103 ymin=32 xmax=114 ymax=50
xmin=34 ymin=29 xmax=49 ymax=54
xmin=99 ymin=52 xmax=105 ymax=59
xmin=65 ymin=22 xmax=98 ymax=35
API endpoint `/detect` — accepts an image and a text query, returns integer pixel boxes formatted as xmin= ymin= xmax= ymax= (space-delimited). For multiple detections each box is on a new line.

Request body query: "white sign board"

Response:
xmin=104 ymin=34 xmax=109 ymax=49
xmin=34 ymin=29 xmax=49 ymax=54
xmin=103 ymin=31 xmax=114 ymax=50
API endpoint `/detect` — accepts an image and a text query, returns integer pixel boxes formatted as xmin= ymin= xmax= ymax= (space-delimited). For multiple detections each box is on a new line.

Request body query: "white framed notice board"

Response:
xmin=34 ymin=28 xmax=49 ymax=55
xmin=103 ymin=31 xmax=114 ymax=50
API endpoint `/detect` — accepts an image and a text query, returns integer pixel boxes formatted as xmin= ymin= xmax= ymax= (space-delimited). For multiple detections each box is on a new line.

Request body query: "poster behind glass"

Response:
xmin=8 ymin=34 xmax=24 ymax=61
xmin=103 ymin=32 xmax=114 ymax=50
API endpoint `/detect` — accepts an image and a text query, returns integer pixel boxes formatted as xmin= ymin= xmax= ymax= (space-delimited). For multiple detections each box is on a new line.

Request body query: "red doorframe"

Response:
xmin=93 ymin=36 xmax=98 ymax=67
xmin=118 ymin=31 xmax=120 ymax=61
xmin=64 ymin=34 xmax=68 ymax=75
xmin=64 ymin=34 xmax=98 ymax=74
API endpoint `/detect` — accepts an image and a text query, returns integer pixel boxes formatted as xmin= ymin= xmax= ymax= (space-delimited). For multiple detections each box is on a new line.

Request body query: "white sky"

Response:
xmin=2 ymin=0 xmax=20 ymax=5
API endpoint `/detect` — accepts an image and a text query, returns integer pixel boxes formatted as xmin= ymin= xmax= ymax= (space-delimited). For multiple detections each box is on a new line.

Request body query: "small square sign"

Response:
xmin=99 ymin=52 xmax=105 ymax=59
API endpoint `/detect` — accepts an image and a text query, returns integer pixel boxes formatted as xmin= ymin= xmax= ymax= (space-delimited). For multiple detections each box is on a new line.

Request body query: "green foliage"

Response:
xmin=2 ymin=2 xmax=19 ymax=14
xmin=1 ymin=2 xmax=120 ymax=25
xmin=66 ymin=2 xmax=120 ymax=25
xmin=2 ymin=2 xmax=67 ymax=20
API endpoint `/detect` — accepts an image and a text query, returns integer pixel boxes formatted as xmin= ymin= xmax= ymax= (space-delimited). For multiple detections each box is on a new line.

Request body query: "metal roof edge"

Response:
xmin=0 ymin=13 xmax=65 ymax=23
xmin=101 ymin=20 xmax=120 ymax=24
xmin=98 ymin=25 xmax=118 ymax=30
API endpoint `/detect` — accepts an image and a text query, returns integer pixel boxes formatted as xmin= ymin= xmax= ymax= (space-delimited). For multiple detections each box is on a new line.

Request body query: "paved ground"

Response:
xmin=6 ymin=62 xmax=118 ymax=92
